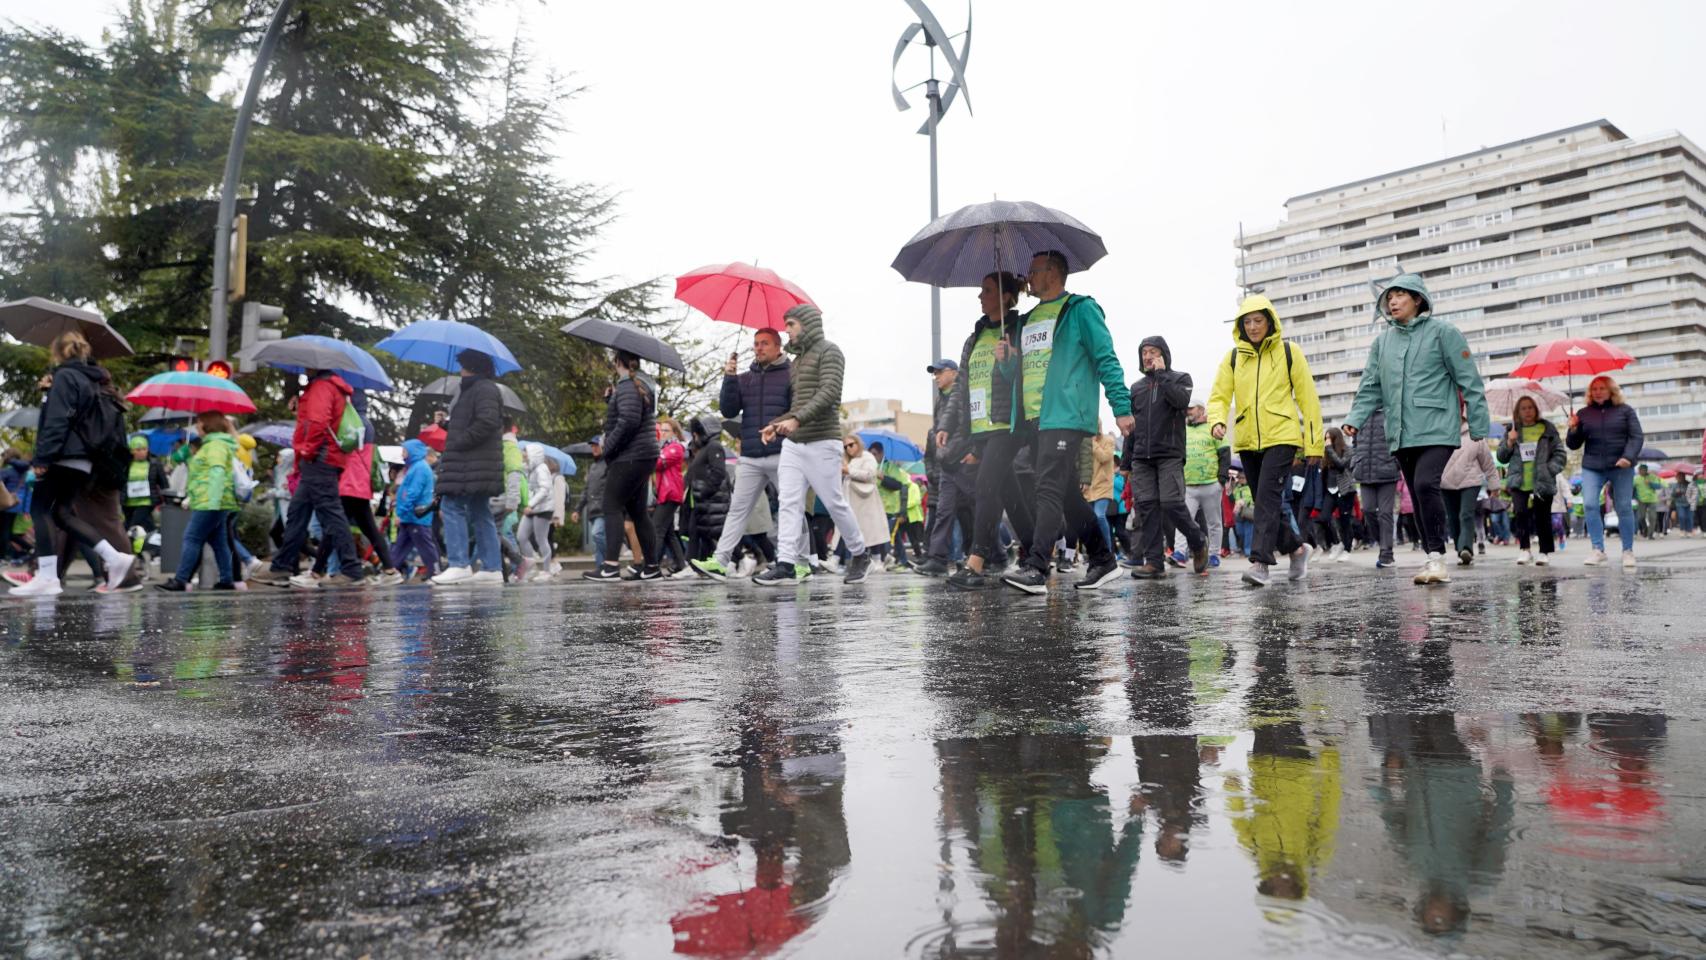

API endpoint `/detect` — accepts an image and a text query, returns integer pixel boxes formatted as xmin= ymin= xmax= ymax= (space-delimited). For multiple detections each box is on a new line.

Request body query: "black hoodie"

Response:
xmin=1120 ymin=336 xmax=1192 ymax=464
xmin=35 ymin=359 xmax=112 ymax=466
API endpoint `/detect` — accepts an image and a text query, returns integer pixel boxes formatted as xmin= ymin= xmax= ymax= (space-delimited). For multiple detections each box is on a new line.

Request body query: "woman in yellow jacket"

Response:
xmin=1206 ymin=294 xmax=1324 ymax=587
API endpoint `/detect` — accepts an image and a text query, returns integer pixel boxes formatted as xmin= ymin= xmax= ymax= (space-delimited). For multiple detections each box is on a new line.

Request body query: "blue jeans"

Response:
xmin=1236 ymin=519 xmax=1254 ymax=556
xmin=1489 ymin=511 xmax=1511 ymax=542
xmin=1677 ymin=500 xmax=1695 ymax=533
xmin=589 ymin=516 xmax=607 ymax=567
xmin=176 ymin=509 xmax=233 ymax=583
xmin=441 ymin=494 xmax=500 ymax=571
xmin=1091 ymin=498 xmax=1114 ymax=551
xmin=1581 ymin=465 xmax=1636 ymax=552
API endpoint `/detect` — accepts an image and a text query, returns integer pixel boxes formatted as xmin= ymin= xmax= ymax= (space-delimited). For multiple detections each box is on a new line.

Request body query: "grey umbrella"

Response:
xmin=417 ymin=375 xmax=525 ymax=413
xmin=0 ymin=407 xmax=41 ymax=430
xmin=560 ymin=316 xmax=686 ymax=372
xmin=564 ymin=442 xmax=595 ymax=456
xmin=890 ymin=199 xmax=1107 ymax=288
xmin=139 ymin=407 xmax=192 ymax=425
xmin=0 ymin=297 xmax=134 ymax=359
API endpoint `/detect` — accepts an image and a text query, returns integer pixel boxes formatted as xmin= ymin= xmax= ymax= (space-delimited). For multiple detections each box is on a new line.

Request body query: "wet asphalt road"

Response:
xmin=4 ymin=545 xmax=1706 ymax=959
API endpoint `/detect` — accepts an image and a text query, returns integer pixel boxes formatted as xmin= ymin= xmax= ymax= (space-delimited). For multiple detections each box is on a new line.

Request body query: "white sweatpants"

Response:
xmin=712 ymin=454 xmax=782 ymax=566
xmin=777 ymin=438 xmax=865 ymax=564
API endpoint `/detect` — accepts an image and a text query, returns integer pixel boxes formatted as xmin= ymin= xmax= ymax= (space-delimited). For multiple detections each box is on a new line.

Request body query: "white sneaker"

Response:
xmin=100 ymin=552 xmax=135 ymax=592
xmin=244 ymin=558 xmax=266 ymax=580
xmin=470 ymin=570 xmax=504 ymax=584
xmin=8 ymin=575 xmax=61 ymax=598
xmin=288 ymin=572 xmax=321 ymax=589
xmin=1287 ymin=543 xmax=1312 ymax=581
xmin=374 ymin=569 xmax=406 ymax=587
xmin=528 ymin=568 xmax=554 ymax=583
xmin=734 ymin=557 xmax=758 ymax=578
xmin=1583 ymin=550 xmax=1608 ymax=567
xmin=1413 ymin=553 xmax=1451 ymax=585
xmin=1536 ymin=553 xmax=1550 ymax=566
xmin=1622 ymin=552 xmax=1637 ymax=570
xmin=1516 ymin=550 xmax=1534 ymax=565
xmin=1334 ymin=546 xmax=1351 ymax=563
xmin=431 ymin=565 xmax=474 ymax=585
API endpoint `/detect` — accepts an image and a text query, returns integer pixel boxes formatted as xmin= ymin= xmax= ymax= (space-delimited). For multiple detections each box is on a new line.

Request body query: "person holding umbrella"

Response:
xmin=155 ymin=412 xmax=241 ymax=592
xmin=1343 ymin=274 xmax=1490 ymax=587
xmin=1567 ymin=375 xmax=1643 ymax=568
xmin=429 ymin=351 xmax=509 ymax=585
xmin=10 ymin=332 xmax=135 ymax=597
xmin=689 ymin=328 xmax=792 ymax=582
xmin=1497 ymin=395 xmax=1567 ymax=566
xmin=250 ymin=368 xmax=365 ymax=588
xmin=583 ymin=350 xmax=664 ymax=582
xmin=753 ymin=305 xmax=873 ymax=586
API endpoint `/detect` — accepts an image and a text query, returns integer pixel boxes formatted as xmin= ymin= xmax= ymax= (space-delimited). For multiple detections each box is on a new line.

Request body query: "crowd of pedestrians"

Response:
xmin=5 ymin=264 xmax=1703 ymax=601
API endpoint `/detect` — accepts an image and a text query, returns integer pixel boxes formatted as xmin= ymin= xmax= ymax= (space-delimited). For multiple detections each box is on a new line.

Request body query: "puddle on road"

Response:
xmin=3 ymin=566 xmax=1706 ymax=958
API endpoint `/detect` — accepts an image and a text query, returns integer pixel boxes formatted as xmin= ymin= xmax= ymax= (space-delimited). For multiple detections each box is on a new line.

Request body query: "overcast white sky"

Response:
xmin=20 ymin=0 xmax=1706 ymax=417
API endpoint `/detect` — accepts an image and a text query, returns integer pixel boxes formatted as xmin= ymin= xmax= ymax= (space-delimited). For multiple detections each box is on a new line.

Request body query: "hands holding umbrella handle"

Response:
xmin=994 ymin=337 xmax=1012 ymax=362
xmin=724 ymin=353 xmax=739 ymax=377
xmin=1568 ymin=413 xmax=1580 ymax=430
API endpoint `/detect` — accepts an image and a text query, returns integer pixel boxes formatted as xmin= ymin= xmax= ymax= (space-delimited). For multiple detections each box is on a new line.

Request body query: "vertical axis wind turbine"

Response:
xmin=892 ymin=1 xmax=972 ymax=364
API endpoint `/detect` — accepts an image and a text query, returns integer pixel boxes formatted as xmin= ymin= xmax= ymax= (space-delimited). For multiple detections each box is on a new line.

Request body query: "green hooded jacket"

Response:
xmin=1345 ymin=274 xmax=1490 ymax=451
xmin=773 ymin=305 xmax=846 ymax=445
xmin=1015 ymin=293 xmax=1131 ymax=435
xmin=184 ymin=432 xmax=238 ymax=512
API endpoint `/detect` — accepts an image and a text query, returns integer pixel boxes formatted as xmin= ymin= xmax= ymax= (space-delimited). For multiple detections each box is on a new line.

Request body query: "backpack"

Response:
xmin=1227 ymin=340 xmax=1294 ymax=377
xmin=336 ymin=398 xmax=364 ymax=453
xmin=232 ymin=457 xmax=258 ymax=503
xmin=78 ymin=388 xmax=132 ymax=490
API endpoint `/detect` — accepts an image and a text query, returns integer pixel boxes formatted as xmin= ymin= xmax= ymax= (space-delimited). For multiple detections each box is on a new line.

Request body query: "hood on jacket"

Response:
xmin=1231 ymin=294 xmax=1283 ymax=347
xmin=690 ymin=413 xmax=723 ymax=441
xmin=402 ymin=438 xmax=430 ymax=464
xmin=312 ymin=370 xmax=355 ymax=397
xmin=277 ymin=448 xmax=296 ymax=473
xmin=1139 ymin=335 xmax=1173 ymax=373
xmin=58 ymin=357 xmax=112 ymax=388
xmin=783 ymin=304 xmax=823 ymax=355
xmin=524 ymin=442 xmax=545 ymax=470
xmin=1374 ymin=273 xmax=1433 ymax=324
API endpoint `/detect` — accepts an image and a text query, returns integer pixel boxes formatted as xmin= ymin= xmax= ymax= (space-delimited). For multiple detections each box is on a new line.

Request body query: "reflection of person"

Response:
xmin=1368 ymin=712 xmax=1515 ymax=937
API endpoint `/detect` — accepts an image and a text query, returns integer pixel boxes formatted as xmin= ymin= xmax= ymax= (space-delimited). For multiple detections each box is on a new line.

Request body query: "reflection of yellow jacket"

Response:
xmin=1228 ymin=746 xmax=1341 ymax=897
xmin=1207 ymin=295 xmax=1324 ymax=457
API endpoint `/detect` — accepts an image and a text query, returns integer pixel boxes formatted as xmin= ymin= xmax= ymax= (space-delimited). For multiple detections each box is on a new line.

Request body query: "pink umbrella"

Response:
xmin=674 ymin=262 xmax=815 ymax=332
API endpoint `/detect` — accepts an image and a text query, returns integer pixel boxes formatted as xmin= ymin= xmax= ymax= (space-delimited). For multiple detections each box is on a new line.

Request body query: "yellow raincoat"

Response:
xmin=1206 ymin=294 xmax=1325 ymax=458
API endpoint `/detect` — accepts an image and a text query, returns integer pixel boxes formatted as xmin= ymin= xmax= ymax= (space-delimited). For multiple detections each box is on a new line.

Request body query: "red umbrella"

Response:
xmin=669 ymin=885 xmax=806 ymax=955
xmin=417 ymin=423 xmax=447 ymax=453
xmin=1508 ymin=338 xmax=1633 ymax=400
xmin=674 ymin=262 xmax=815 ymax=332
xmin=125 ymin=370 xmax=256 ymax=414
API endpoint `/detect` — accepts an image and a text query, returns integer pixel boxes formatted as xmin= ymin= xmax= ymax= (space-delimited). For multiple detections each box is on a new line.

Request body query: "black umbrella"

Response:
xmin=560 ymin=316 xmax=686 ymax=373
xmin=0 ymin=407 xmax=41 ymax=430
xmin=564 ymin=442 xmax=595 ymax=456
xmin=0 ymin=297 xmax=134 ymax=359
xmin=1636 ymin=446 xmax=1669 ymax=462
xmin=417 ymin=375 xmax=525 ymax=413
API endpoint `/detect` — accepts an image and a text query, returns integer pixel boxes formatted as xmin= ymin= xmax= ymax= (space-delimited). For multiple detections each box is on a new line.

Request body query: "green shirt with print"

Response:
xmin=1519 ymin=422 xmax=1544 ymax=492
xmin=1019 ymin=296 xmax=1067 ymax=423
xmin=966 ymin=327 xmax=1006 ymax=434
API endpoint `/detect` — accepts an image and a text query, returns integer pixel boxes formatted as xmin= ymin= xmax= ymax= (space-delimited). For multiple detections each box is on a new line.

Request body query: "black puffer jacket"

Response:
xmin=686 ymin=414 xmax=729 ymax=533
xmin=1120 ymin=335 xmax=1192 ymax=465
xmin=601 ymin=374 xmax=659 ymax=464
xmin=950 ymin=310 xmax=1021 ymax=461
xmin=436 ymin=374 xmax=505 ymax=497
xmin=34 ymin=359 xmax=110 ymax=466
xmin=719 ymin=358 xmax=791 ymax=457
xmin=1566 ymin=399 xmax=1643 ymax=471
xmin=1350 ymin=408 xmax=1400 ymax=483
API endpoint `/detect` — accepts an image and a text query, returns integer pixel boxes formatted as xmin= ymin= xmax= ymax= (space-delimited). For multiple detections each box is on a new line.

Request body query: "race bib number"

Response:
xmin=969 ymin=388 xmax=988 ymax=422
xmin=126 ymin=479 xmax=150 ymax=499
xmin=1291 ymin=475 xmax=1305 ymax=493
xmin=1021 ymin=319 xmax=1055 ymax=354
xmin=1519 ymin=441 xmax=1537 ymax=462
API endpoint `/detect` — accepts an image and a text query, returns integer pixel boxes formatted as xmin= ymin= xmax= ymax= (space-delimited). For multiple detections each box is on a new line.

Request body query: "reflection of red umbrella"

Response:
xmin=1508 ymin=338 xmax=1633 ymax=400
xmin=669 ymin=886 xmax=805 ymax=956
xmin=418 ymin=424 xmax=446 ymax=452
xmin=674 ymin=262 xmax=815 ymax=332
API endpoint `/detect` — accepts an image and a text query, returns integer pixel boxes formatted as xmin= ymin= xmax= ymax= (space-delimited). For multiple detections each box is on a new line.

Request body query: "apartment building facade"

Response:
xmin=1237 ymin=120 xmax=1706 ymax=453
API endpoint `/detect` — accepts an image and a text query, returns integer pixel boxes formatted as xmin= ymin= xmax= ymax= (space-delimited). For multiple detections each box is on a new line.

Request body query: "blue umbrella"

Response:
xmin=519 ymin=440 xmax=578 ymax=477
xmin=246 ymin=335 xmax=394 ymax=391
xmin=373 ymin=320 xmax=521 ymax=376
xmin=241 ymin=421 xmax=296 ymax=447
xmin=143 ymin=427 xmax=185 ymax=457
xmin=857 ymin=428 xmax=923 ymax=463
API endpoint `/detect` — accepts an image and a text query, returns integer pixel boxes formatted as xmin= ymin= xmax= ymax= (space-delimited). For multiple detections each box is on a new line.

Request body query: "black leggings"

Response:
xmin=652 ymin=500 xmax=685 ymax=568
xmin=314 ymin=495 xmax=394 ymax=573
xmin=970 ymin=429 xmax=1037 ymax=563
xmin=1396 ymin=446 xmax=1454 ymax=556
xmin=1240 ymin=446 xmax=1302 ymax=566
xmin=602 ymin=460 xmax=658 ymax=569
xmin=1511 ymin=489 xmax=1556 ymax=554
xmin=30 ymin=466 xmax=104 ymax=559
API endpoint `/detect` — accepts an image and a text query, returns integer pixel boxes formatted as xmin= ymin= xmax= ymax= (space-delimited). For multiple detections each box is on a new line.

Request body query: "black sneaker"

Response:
xmin=1130 ymin=564 xmax=1164 ymax=580
xmin=946 ymin=567 xmax=990 ymax=591
xmin=752 ymin=562 xmax=798 ymax=587
xmin=1074 ymin=559 xmax=1122 ymax=590
xmin=155 ymin=578 xmax=187 ymax=592
xmin=1002 ymin=565 xmax=1049 ymax=595
xmin=843 ymin=552 xmax=872 ymax=584
xmin=636 ymin=565 xmax=664 ymax=581
xmin=1457 ymin=547 xmax=1474 ymax=566
xmin=582 ymin=565 xmax=622 ymax=583
xmin=914 ymin=558 xmax=950 ymax=578
xmin=212 ymin=581 xmax=236 ymax=591
xmin=1054 ymin=558 xmax=1075 ymax=574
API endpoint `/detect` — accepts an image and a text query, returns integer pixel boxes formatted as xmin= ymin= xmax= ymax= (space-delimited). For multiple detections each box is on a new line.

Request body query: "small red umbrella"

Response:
xmin=1508 ymin=337 xmax=1634 ymax=401
xmin=417 ymin=424 xmax=447 ymax=453
xmin=674 ymin=262 xmax=815 ymax=333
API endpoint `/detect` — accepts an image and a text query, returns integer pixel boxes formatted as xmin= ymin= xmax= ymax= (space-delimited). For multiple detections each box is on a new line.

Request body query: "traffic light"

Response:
xmin=205 ymin=359 xmax=232 ymax=379
xmin=237 ymin=302 xmax=285 ymax=373
xmin=168 ymin=356 xmax=196 ymax=373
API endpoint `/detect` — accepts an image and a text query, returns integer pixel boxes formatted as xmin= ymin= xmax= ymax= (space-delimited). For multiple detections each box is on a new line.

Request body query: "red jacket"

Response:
xmin=294 ymin=373 xmax=354 ymax=469
xmin=654 ymin=439 xmax=686 ymax=504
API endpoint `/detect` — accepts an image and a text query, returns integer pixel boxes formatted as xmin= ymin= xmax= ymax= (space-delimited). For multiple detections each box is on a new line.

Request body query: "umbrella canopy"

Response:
xmin=376 ymin=445 xmax=406 ymax=466
xmin=0 ymin=297 xmax=133 ymax=359
xmin=1482 ymin=378 xmax=1571 ymax=420
xmin=416 ymin=375 xmax=526 ymax=413
xmin=417 ymin=423 xmax=447 ymax=452
xmin=1635 ymin=446 xmax=1669 ymax=462
xmin=242 ymin=335 xmax=394 ymax=391
xmin=564 ymin=441 xmax=595 ymax=456
xmin=241 ymin=421 xmax=296 ymax=447
xmin=856 ymin=428 xmax=923 ymax=463
xmin=891 ymin=199 xmax=1107 ymax=287
xmin=560 ymin=316 xmax=686 ymax=372
xmin=1662 ymin=460 xmax=1699 ymax=476
xmin=674 ymin=261 xmax=815 ymax=332
xmin=138 ymin=407 xmax=192 ymax=426
xmin=1509 ymin=338 xmax=1634 ymax=382
xmin=518 ymin=440 xmax=578 ymax=476
xmin=373 ymin=320 xmax=520 ymax=376
xmin=0 ymin=407 xmax=41 ymax=430
xmin=125 ymin=371 xmax=256 ymax=414
xmin=141 ymin=427 xmax=185 ymax=457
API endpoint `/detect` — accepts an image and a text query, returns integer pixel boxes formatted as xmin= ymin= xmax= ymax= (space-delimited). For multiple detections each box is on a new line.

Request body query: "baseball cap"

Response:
xmin=926 ymin=358 xmax=959 ymax=373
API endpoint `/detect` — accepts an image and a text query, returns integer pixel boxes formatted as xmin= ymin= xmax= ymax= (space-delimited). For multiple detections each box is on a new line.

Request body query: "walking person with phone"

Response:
xmin=690 ymin=328 xmax=793 ymax=581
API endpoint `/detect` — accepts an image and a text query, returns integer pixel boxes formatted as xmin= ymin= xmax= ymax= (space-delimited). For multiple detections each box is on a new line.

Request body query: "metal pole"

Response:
xmin=926 ymin=77 xmax=942 ymax=363
xmin=210 ymin=0 xmax=295 ymax=362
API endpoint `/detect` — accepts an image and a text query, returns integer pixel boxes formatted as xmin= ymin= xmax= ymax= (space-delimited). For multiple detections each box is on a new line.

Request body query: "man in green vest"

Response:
xmin=122 ymin=435 xmax=168 ymax=557
xmin=1001 ymin=250 xmax=1134 ymax=595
